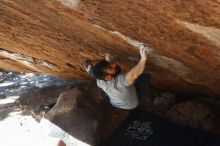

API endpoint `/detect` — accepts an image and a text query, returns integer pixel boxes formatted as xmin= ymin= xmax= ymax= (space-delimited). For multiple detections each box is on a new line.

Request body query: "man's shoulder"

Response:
xmin=114 ymin=73 xmax=129 ymax=87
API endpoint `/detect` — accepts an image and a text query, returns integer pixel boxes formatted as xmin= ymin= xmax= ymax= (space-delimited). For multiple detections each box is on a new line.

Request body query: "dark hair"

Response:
xmin=93 ymin=60 xmax=109 ymax=80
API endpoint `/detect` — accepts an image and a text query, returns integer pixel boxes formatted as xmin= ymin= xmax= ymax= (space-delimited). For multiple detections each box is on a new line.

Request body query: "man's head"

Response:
xmin=93 ymin=60 xmax=121 ymax=80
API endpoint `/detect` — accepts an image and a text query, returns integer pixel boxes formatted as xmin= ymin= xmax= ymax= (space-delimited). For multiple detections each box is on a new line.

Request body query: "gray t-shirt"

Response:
xmin=97 ymin=73 xmax=139 ymax=110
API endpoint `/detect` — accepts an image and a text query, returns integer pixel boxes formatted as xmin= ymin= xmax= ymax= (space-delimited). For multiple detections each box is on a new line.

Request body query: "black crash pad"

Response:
xmin=206 ymin=134 xmax=220 ymax=146
xmin=100 ymin=111 xmax=211 ymax=146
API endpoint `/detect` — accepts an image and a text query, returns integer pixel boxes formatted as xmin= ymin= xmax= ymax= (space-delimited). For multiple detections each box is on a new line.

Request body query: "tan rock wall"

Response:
xmin=0 ymin=0 xmax=220 ymax=96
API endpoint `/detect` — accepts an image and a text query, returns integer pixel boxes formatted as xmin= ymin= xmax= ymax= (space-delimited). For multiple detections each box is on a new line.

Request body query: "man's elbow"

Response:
xmin=126 ymin=79 xmax=133 ymax=86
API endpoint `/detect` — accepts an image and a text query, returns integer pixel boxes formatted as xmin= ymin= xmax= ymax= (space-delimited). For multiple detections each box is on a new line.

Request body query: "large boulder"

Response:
xmin=19 ymin=84 xmax=75 ymax=114
xmin=0 ymin=0 xmax=220 ymax=97
xmin=166 ymin=101 xmax=214 ymax=131
xmin=43 ymin=84 xmax=107 ymax=146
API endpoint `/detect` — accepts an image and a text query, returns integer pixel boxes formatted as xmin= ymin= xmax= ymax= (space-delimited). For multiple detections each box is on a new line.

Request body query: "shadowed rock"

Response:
xmin=44 ymin=86 xmax=106 ymax=145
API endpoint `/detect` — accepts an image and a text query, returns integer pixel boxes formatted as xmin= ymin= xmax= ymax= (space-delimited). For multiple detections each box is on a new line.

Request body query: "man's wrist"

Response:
xmin=140 ymin=58 xmax=147 ymax=62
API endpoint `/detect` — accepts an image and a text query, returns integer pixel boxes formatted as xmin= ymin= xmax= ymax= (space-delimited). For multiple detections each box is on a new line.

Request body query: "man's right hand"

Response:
xmin=125 ymin=47 xmax=148 ymax=86
xmin=140 ymin=47 xmax=148 ymax=61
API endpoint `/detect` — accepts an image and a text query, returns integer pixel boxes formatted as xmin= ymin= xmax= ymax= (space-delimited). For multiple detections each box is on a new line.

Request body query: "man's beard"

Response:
xmin=112 ymin=65 xmax=121 ymax=77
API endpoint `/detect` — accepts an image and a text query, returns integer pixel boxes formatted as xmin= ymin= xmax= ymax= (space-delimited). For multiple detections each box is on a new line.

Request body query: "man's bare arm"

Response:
xmin=125 ymin=48 xmax=147 ymax=86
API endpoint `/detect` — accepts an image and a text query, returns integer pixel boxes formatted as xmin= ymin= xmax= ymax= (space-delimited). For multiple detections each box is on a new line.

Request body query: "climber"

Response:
xmin=84 ymin=47 xmax=151 ymax=110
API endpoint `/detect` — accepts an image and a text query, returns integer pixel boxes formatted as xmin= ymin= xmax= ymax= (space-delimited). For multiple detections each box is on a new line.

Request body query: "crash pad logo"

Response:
xmin=125 ymin=120 xmax=153 ymax=140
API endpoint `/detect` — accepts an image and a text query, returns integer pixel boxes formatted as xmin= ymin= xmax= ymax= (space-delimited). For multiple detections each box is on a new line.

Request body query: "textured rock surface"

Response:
xmin=19 ymin=81 xmax=107 ymax=146
xmin=166 ymin=101 xmax=214 ymax=131
xmin=0 ymin=0 xmax=220 ymax=96
xmin=44 ymin=86 xmax=106 ymax=146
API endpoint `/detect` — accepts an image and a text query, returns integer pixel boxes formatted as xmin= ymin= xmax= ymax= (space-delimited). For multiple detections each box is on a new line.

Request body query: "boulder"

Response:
xmin=19 ymin=84 xmax=75 ymax=113
xmin=175 ymin=101 xmax=211 ymax=121
xmin=166 ymin=101 xmax=214 ymax=131
xmin=44 ymin=86 xmax=106 ymax=146
xmin=0 ymin=0 xmax=219 ymax=97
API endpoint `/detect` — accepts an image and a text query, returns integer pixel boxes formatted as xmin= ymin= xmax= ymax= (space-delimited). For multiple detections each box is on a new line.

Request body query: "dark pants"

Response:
xmin=134 ymin=73 xmax=151 ymax=100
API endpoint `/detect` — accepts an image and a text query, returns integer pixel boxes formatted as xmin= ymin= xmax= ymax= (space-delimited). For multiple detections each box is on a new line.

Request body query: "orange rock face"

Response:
xmin=0 ymin=0 xmax=220 ymax=96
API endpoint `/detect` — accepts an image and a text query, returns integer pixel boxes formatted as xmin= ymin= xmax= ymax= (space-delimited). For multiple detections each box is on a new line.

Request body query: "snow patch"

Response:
xmin=41 ymin=118 xmax=91 ymax=146
xmin=0 ymin=96 xmax=18 ymax=104
xmin=0 ymin=110 xmax=63 ymax=146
